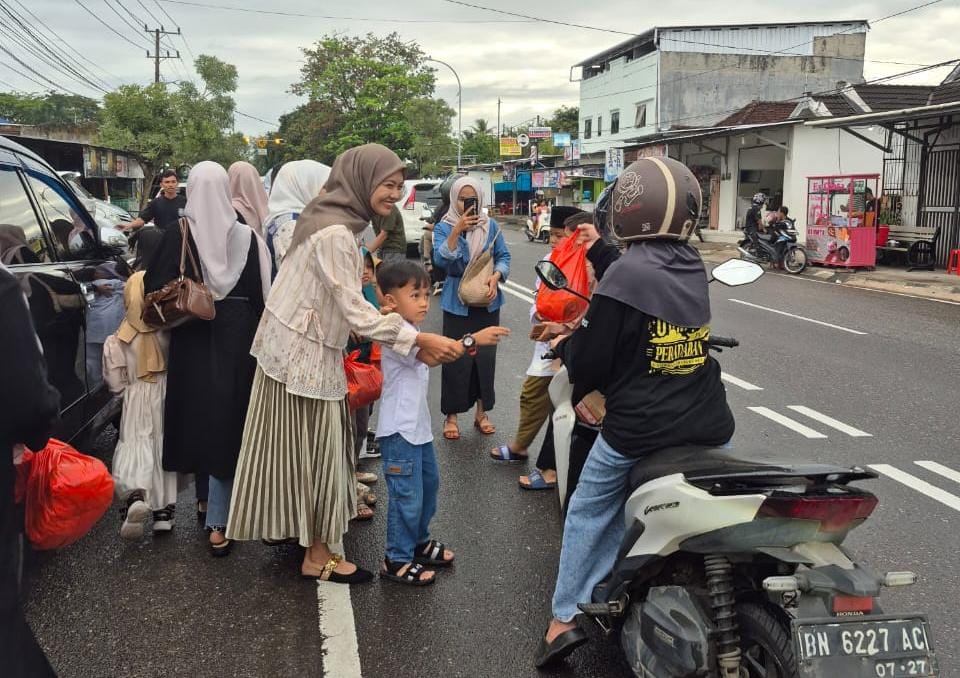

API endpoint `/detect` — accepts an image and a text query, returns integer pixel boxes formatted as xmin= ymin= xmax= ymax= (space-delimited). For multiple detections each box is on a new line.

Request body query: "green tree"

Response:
xmin=461 ymin=133 xmax=499 ymax=165
xmin=279 ymin=32 xmax=443 ymax=164
xmin=544 ymin=105 xmax=579 ymax=135
xmin=0 ymin=92 xmax=100 ymax=125
xmin=465 ymin=118 xmax=494 ymax=140
xmin=404 ymin=97 xmax=455 ymax=176
xmin=97 ymin=55 xmax=245 ymax=186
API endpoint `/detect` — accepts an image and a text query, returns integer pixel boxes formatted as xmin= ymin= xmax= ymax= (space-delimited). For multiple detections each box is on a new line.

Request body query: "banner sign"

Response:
xmin=563 ymin=139 xmax=581 ymax=162
xmin=500 ymin=137 xmax=522 ymax=156
xmin=552 ymin=133 xmax=571 ymax=147
xmin=605 ymin=148 xmax=624 ymax=182
xmin=528 ymin=126 xmax=552 ymax=139
xmin=532 ymin=171 xmax=545 ymax=188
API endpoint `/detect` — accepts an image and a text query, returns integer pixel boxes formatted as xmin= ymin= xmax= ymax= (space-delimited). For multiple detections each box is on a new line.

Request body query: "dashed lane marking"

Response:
xmin=503 ymin=279 xmax=536 ymax=295
xmin=787 ymin=406 xmax=872 ymax=437
xmin=499 ymin=283 xmax=535 ymax=304
xmin=915 ymin=461 xmax=960 ymax=486
xmin=870 ymin=464 xmax=960 ymax=513
xmin=728 ymin=299 xmax=868 ymax=335
xmin=317 ymin=544 xmax=363 ymax=678
xmin=721 ymin=373 xmax=764 ymax=391
xmin=747 ymin=406 xmax=828 ymax=439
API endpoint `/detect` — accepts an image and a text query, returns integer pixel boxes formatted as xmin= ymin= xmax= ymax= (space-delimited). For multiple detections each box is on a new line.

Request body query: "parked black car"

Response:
xmin=0 ymin=135 xmax=124 ymax=454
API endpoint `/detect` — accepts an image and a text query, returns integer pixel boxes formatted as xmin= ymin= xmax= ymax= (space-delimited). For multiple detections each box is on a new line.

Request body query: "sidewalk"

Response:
xmin=694 ymin=238 xmax=960 ymax=304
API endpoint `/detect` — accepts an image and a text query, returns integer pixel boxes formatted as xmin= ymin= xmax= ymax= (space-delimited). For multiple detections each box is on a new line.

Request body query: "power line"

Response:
xmin=0 ymin=16 xmax=107 ymax=94
xmin=137 ymin=0 xmax=163 ymax=24
xmin=0 ymin=75 xmax=21 ymax=91
xmin=0 ymin=60 xmax=58 ymax=91
xmin=0 ymin=46 xmax=84 ymax=95
xmin=156 ymin=0 xmax=535 ymax=23
xmin=235 ymin=109 xmax=278 ymax=126
xmin=443 ymin=0 xmax=633 ymax=34
xmin=151 ymin=0 xmax=197 ymax=84
xmin=73 ymin=0 xmax=148 ymax=50
xmin=152 ymin=0 xmax=179 ymax=26
xmin=103 ymin=1 xmax=153 ymax=48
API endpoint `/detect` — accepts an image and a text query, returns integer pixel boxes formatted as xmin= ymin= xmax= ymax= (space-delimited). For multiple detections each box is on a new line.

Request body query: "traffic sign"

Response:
xmin=257 ymin=148 xmax=268 ymax=156
xmin=516 ymin=133 xmax=530 ymax=148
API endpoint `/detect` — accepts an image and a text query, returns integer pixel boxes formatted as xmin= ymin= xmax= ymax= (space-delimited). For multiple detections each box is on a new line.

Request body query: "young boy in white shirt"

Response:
xmin=376 ymin=261 xmax=509 ymax=586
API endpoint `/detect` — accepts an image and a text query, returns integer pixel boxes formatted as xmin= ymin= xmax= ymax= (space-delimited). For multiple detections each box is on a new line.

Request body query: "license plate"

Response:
xmin=794 ymin=616 xmax=938 ymax=677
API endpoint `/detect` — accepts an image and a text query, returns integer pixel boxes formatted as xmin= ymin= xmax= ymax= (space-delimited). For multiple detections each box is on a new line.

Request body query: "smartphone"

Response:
xmin=463 ymin=196 xmax=479 ymax=216
xmin=529 ymin=323 xmax=547 ymax=341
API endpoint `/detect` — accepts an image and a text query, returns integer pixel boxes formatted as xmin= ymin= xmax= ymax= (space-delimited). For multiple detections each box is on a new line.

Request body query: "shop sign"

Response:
xmin=500 ymin=137 xmax=522 ymax=156
xmin=528 ymin=126 xmax=552 ymax=139
xmin=564 ymin=139 xmax=581 ymax=162
xmin=544 ymin=170 xmax=561 ymax=189
xmin=503 ymin=164 xmax=516 ymax=181
xmin=605 ymin=148 xmax=624 ymax=182
xmin=532 ymin=171 xmax=545 ymax=188
xmin=552 ymin=133 xmax=571 ymax=147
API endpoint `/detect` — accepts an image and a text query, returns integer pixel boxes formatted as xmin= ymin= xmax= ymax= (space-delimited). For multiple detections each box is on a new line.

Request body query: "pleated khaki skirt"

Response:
xmin=227 ymin=366 xmax=357 ymax=546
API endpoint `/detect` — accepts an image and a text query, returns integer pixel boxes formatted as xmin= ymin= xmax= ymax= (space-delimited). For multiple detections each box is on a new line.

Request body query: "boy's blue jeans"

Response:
xmin=379 ymin=433 xmax=440 ymax=563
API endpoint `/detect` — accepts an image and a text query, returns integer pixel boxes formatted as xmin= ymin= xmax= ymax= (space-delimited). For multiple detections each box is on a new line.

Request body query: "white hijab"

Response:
xmin=264 ymin=160 xmax=331 ymax=229
xmin=444 ymin=176 xmax=491 ymax=260
xmin=184 ymin=161 xmax=271 ymax=302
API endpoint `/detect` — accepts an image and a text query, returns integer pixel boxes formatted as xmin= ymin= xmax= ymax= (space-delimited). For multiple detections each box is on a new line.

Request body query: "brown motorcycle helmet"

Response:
xmin=610 ymin=157 xmax=702 ymax=242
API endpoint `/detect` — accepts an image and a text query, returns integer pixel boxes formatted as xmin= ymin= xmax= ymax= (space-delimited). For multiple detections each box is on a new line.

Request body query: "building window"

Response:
xmin=611 ymin=110 xmax=620 ymax=135
xmin=583 ymin=118 xmax=592 ymax=139
xmin=635 ymin=102 xmax=648 ymax=129
xmin=597 ymin=116 xmax=602 ymax=137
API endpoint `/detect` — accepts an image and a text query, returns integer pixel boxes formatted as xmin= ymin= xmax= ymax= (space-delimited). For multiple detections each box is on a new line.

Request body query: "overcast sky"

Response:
xmin=3 ymin=0 xmax=957 ymax=137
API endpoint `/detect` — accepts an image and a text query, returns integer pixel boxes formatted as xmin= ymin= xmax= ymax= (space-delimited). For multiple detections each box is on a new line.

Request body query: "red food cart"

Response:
xmin=806 ymin=174 xmax=879 ymax=268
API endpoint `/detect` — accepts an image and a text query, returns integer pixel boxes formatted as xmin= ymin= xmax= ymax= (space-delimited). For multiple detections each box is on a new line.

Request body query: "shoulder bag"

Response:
xmin=458 ymin=224 xmax=499 ymax=308
xmin=142 ymin=218 xmax=216 ymax=328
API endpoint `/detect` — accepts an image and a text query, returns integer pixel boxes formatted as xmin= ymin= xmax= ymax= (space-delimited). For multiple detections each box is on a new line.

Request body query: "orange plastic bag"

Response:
xmin=536 ymin=234 xmax=590 ymax=323
xmin=21 ymin=438 xmax=114 ymax=550
xmin=345 ymin=350 xmax=383 ymax=412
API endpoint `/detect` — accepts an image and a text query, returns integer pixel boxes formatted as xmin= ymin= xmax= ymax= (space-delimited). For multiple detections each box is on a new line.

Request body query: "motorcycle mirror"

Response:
xmin=711 ymin=259 xmax=764 ymax=287
xmin=535 ymin=260 xmax=568 ymax=291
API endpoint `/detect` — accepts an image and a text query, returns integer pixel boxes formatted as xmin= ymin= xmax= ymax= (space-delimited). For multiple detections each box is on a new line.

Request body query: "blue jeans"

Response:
xmin=205 ymin=475 xmax=234 ymax=533
xmin=552 ymin=434 xmax=636 ymax=622
xmin=379 ymin=433 xmax=440 ymax=563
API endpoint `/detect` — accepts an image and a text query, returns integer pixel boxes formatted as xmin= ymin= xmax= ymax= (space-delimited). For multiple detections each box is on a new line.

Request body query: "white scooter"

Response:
xmin=535 ymin=259 xmax=938 ymax=678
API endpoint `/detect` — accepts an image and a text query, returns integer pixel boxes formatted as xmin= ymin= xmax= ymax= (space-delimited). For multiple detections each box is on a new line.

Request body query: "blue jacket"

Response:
xmin=433 ymin=218 xmax=511 ymax=316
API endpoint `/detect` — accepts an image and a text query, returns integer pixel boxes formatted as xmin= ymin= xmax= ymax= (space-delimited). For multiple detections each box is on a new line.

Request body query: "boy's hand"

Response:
xmin=576 ymin=222 xmax=601 ymax=250
xmin=473 ymin=326 xmax=511 ymax=346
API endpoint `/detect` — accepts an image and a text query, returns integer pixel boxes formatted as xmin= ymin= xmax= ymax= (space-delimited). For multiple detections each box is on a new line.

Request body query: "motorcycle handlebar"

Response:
xmin=541 ymin=349 xmax=558 ymax=361
xmin=707 ymin=336 xmax=739 ymax=349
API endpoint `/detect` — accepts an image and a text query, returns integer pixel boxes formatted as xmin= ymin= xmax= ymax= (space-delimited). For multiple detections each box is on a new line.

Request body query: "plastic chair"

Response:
xmin=948 ymin=249 xmax=960 ymax=276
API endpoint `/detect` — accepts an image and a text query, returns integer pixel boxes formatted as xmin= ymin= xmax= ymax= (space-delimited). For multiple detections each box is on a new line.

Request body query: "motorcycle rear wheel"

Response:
xmin=783 ymin=246 xmax=807 ymax=274
xmin=737 ymin=603 xmax=797 ymax=678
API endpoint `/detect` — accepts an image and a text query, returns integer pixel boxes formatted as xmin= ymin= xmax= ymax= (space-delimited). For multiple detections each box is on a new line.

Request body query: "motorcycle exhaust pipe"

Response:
xmin=737 ymin=246 xmax=761 ymax=263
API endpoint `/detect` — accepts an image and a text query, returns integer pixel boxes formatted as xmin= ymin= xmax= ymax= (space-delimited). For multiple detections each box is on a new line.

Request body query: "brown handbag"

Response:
xmin=457 ymin=224 xmax=499 ymax=308
xmin=142 ymin=218 xmax=216 ymax=328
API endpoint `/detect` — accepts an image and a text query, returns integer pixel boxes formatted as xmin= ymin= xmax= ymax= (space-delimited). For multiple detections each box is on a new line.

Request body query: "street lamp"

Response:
xmin=426 ymin=57 xmax=462 ymax=170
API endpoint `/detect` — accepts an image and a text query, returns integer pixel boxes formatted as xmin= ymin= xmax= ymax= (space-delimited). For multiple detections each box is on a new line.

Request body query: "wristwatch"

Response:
xmin=461 ymin=334 xmax=478 ymax=357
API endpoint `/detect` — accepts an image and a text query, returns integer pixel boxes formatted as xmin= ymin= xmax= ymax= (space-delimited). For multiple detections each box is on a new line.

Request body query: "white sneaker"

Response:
xmin=152 ymin=507 xmax=175 ymax=534
xmin=359 ymin=448 xmax=381 ymax=460
xmin=120 ymin=499 xmax=151 ymax=540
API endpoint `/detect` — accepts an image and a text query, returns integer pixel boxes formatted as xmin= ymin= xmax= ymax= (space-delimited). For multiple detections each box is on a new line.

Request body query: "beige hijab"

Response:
xmin=116 ymin=271 xmax=165 ymax=382
xmin=444 ymin=176 xmax=491 ymax=260
xmin=289 ymin=144 xmax=405 ymax=253
xmin=228 ymin=161 xmax=269 ymax=235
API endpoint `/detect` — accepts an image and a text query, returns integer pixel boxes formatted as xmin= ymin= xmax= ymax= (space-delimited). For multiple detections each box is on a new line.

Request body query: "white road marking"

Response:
xmin=316 ymin=558 xmax=363 ymax=678
xmin=720 ymin=373 xmax=764 ymax=391
xmin=764 ymin=269 xmax=960 ymax=307
xmin=747 ymin=406 xmax=828 ymax=439
xmin=915 ymin=461 xmax=960 ymax=486
xmin=503 ymin=279 xmax=536 ymax=295
xmin=870 ymin=464 xmax=960 ymax=513
xmin=728 ymin=299 xmax=868 ymax=335
xmin=499 ymin=283 xmax=535 ymax=304
xmin=787 ymin=406 xmax=872 ymax=437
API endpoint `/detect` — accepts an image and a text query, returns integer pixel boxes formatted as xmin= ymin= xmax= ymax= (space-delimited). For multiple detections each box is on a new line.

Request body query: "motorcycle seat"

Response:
xmin=628 ymin=446 xmax=872 ymax=492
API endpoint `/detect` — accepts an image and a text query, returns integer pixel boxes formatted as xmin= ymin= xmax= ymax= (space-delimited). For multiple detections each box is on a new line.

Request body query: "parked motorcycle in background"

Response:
xmin=525 ymin=209 xmax=551 ymax=243
xmin=739 ymin=218 xmax=807 ymax=274
xmin=535 ymin=258 xmax=939 ymax=678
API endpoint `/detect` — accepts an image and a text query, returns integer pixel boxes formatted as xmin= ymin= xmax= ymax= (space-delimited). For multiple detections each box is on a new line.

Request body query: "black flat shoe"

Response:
xmin=300 ymin=567 xmax=374 ymax=585
xmin=209 ymin=538 xmax=233 ymax=558
xmin=534 ymin=626 xmax=589 ymax=669
xmin=262 ymin=538 xmax=299 ymax=547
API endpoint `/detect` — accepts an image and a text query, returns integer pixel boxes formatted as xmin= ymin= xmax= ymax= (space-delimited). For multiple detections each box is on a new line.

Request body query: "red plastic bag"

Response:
xmin=536 ymin=234 xmax=590 ymax=323
xmin=345 ymin=350 xmax=383 ymax=412
xmin=22 ymin=438 xmax=114 ymax=550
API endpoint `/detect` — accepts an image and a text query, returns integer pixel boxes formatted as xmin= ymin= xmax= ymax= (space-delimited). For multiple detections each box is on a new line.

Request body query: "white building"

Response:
xmin=573 ymin=20 xmax=869 ymax=157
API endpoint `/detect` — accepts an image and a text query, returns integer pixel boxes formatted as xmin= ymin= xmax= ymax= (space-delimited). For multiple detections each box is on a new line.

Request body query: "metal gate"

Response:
xmin=920 ymin=146 xmax=960 ymax=265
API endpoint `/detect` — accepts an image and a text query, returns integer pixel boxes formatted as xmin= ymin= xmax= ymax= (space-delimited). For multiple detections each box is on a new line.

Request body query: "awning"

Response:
xmin=804 ymin=100 xmax=960 ymax=128
xmin=621 ymin=121 xmax=796 ymax=148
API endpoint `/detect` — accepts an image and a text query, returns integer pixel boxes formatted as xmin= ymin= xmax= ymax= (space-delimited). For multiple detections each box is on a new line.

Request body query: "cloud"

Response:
xmin=5 ymin=0 xmax=955 ymax=138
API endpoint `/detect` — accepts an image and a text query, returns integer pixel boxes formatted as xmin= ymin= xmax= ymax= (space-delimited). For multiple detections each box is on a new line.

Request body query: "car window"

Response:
xmin=25 ymin=172 xmax=97 ymax=260
xmin=0 ymin=166 xmax=53 ymax=264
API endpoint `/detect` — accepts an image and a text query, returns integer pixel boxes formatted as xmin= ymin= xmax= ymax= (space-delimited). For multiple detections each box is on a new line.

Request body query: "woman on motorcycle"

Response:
xmin=535 ymin=157 xmax=736 ymax=669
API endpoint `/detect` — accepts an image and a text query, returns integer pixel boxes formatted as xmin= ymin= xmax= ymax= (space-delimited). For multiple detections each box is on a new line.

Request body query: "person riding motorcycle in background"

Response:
xmin=743 ymin=192 xmax=766 ymax=254
xmin=534 ymin=157 xmax=736 ymax=669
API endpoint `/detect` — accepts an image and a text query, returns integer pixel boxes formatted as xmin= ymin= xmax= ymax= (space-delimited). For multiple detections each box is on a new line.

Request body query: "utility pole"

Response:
xmin=497 ymin=98 xmax=501 ymax=141
xmin=145 ymin=25 xmax=182 ymax=84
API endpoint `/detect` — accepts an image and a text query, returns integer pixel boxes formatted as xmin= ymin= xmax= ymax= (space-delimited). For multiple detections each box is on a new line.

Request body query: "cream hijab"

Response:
xmin=264 ymin=160 xmax=330 ymax=230
xmin=116 ymin=271 xmax=164 ymax=382
xmin=290 ymin=144 xmax=405 ymax=252
xmin=228 ymin=161 xmax=269 ymax=235
xmin=184 ymin=161 xmax=271 ymax=301
xmin=443 ymin=176 xmax=490 ymax=260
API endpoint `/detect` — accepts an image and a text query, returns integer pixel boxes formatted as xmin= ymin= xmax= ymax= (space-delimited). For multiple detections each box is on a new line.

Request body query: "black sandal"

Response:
xmin=414 ymin=539 xmax=454 ymax=567
xmin=533 ymin=626 xmax=589 ymax=669
xmin=380 ymin=558 xmax=436 ymax=586
xmin=300 ymin=554 xmax=374 ymax=585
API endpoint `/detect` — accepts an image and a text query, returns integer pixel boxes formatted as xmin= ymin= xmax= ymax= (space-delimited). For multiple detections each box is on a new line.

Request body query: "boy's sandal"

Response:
xmin=443 ymin=420 xmax=460 ymax=440
xmin=414 ymin=539 xmax=455 ymax=567
xmin=356 ymin=471 xmax=378 ymax=485
xmin=474 ymin=415 xmax=496 ymax=435
xmin=301 ymin=554 xmax=374 ymax=584
xmin=356 ymin=482 xmax=377 ymax=506
xmin=352 ymin=505 xmax=375 ymax=521
xmin=491 ymin=444 xmax=527 ymax=463
xmin=519 ymin=468 xmax=557 ymax=491
xmin=380 ymin=559 xmax=436 ymax=586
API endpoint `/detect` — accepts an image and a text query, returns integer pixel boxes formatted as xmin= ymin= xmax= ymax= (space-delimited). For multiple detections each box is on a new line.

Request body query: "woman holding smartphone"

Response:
xmin=433 ymin=177 xmax=511 ymax=441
